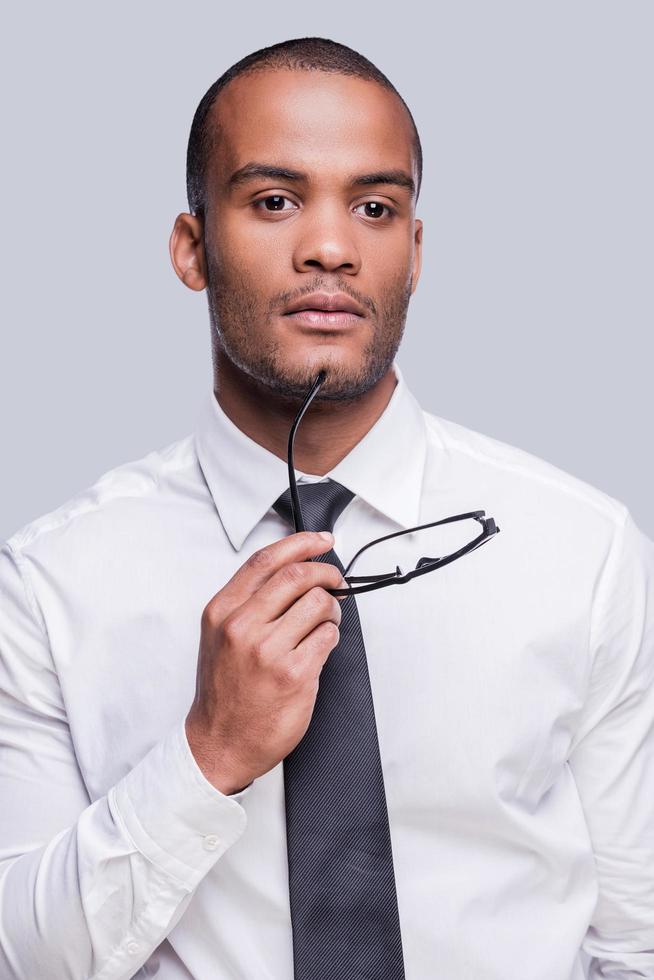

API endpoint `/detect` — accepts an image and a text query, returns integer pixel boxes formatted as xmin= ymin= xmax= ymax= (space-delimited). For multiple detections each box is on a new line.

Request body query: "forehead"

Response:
xmin=207 ymin=69 xmax=417 ymax=186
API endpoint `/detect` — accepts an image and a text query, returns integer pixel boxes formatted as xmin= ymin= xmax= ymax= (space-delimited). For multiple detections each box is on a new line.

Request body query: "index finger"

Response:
xmin=217 ymin=531 xmax=335 ymax=607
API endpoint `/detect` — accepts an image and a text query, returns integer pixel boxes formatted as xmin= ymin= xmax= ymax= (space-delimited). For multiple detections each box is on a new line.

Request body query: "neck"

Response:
xmin=212 ymin=352 xmax=398 ymax=476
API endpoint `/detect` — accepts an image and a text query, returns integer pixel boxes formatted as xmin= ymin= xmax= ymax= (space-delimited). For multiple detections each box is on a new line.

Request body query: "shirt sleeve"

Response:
xmin=567 ymin=508 xmax=654 ymax=979
xmin=0 ymin=541 xmax=252 ymax=980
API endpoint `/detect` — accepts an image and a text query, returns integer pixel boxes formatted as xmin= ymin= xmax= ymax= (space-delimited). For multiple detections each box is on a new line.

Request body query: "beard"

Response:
xmin=204 ymin=247 xmax=413 ymax=405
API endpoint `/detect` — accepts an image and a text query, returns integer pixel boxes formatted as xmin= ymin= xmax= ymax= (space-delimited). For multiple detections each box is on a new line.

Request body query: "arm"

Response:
xmin=0 ymin=542 xmax=250 ymax=980
xmin=567 ymin=509 xmax=654 ymax=979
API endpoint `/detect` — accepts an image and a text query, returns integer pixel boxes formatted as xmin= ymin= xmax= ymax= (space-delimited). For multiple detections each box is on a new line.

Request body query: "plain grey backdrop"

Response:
xmin=1 ymin=1 xmax=652 ymax=552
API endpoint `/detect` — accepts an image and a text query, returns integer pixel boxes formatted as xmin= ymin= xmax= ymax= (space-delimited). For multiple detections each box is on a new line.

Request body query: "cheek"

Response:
xmin=210 ymin=211 xmax=282 ymax=269
xmin=224 ymin=209 xmax=292 ymax=263
xmin=208 ymin=226 xmax=277 ymax=293
xmin=362 ymin=224 xmax=413 ymax=271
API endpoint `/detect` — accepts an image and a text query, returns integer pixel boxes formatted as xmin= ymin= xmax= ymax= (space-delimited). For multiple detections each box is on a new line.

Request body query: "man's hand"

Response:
xmin=185 ymin=531 xmax=346 ymax=794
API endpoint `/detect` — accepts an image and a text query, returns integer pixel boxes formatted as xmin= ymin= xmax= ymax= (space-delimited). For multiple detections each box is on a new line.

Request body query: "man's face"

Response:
xmin=177 ymin=69 xmax=422 ymax=403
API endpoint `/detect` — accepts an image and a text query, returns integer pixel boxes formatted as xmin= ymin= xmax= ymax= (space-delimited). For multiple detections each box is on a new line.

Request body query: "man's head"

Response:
xmin=170 ymin=37 xmax=423 ymax=405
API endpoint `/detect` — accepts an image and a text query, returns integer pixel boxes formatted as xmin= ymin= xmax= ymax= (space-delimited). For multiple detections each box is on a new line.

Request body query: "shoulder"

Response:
xmin=5 ymin=433 xmax=199 ymax=560
xmin=421 ymin=408 xmax=628 ymax=532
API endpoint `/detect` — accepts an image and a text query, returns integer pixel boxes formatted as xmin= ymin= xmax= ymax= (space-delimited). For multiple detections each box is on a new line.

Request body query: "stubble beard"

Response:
xmin=205 ymin=249 xmax=413 ymax=405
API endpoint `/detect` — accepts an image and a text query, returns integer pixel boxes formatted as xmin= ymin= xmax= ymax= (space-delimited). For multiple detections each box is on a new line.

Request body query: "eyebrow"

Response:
xmin=228 ymin=162 xmax=415 ymax=196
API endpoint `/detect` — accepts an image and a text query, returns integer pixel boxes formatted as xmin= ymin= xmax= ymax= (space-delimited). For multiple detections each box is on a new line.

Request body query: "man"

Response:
xmin=0 ymin=34 xmax=652 ymax=980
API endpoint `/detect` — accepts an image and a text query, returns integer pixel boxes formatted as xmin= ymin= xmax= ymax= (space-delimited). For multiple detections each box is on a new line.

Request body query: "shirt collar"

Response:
xmin=194 ymin=361 xmax=428 ymax=552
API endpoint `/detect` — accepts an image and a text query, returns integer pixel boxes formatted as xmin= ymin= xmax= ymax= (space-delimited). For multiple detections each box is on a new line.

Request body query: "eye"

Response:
xmin=254 ymin=195 xmax=297 ymax=213
xmin=354 ymin=201 xmax=392 ymax=220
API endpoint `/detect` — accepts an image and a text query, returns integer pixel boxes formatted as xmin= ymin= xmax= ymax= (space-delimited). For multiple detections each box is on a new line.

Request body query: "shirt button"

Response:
xmin=203 ymin=834 xmax=221 ymax=851
xmin=126 ymin=941 xmax=140 ymax=955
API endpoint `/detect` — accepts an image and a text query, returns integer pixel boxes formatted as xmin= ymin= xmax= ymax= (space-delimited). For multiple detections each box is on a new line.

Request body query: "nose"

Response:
xmin=292 ymin=205 xmax=362 ymax=275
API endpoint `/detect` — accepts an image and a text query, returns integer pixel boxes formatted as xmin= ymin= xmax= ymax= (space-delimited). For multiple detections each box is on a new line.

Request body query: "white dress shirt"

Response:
xmin=1 ymin=360 xmax=653 ymax=980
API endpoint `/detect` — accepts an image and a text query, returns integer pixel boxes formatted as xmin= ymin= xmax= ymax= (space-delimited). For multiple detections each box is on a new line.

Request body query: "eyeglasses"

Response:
xmin=287 ymin=370 xmax=501 ymax=596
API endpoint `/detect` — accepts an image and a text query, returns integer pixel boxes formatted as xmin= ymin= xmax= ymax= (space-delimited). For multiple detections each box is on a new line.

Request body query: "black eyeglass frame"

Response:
xmin=287 ymin=370 xmax=501 ymax=596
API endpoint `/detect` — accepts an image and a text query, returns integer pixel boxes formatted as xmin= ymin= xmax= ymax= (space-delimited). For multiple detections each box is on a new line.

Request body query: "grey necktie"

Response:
xmin=272 ymin=479 xmax=405 ymax=980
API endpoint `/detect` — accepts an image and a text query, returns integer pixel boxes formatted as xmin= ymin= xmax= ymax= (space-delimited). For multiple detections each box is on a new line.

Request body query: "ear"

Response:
xmin=410 ymin=218 xmax=423 ymax=295
xmin=169 ymin=213 xmax=207 ymax=291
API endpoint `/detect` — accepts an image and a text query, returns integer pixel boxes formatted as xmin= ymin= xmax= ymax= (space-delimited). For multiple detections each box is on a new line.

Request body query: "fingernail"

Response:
xmin=318 ymin=531 xmax=333 ymax=542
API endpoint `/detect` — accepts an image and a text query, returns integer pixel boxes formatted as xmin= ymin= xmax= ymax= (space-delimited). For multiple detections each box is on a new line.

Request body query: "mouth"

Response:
xmin=281 ymin=291 xmax=366 ymax=330
xmin=283 ymin=309 xmax=363 ymax=328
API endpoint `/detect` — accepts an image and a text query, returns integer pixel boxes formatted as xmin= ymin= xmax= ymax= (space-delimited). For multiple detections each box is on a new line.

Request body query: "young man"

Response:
xmin=1 ymin=37 xmax=653 ymax=980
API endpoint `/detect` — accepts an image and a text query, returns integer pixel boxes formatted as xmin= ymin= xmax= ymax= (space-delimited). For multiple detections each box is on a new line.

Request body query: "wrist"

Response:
xmin=184 ymin=716 xmax=250 ymax=796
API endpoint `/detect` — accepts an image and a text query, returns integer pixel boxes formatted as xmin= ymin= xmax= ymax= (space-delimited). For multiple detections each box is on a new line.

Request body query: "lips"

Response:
xmin=283 ymin=292 xmax=366 ymax=317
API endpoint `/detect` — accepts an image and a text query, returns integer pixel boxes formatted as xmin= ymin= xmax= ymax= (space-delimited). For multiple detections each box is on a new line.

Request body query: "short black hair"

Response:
xmin=186 ymin=36 xmax=423 ymax=216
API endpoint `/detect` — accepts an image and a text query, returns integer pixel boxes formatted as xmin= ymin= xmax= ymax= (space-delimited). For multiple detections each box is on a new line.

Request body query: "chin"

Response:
xmin=277 ymin=351 xmax=343 ymax=386
xmin=294 ymin=363 xmax=386 ymax=404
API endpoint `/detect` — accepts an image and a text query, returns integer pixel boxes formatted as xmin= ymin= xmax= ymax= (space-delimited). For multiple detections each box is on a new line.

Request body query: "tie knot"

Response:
xmin=272 ymin=479 xmax=355 ymax=535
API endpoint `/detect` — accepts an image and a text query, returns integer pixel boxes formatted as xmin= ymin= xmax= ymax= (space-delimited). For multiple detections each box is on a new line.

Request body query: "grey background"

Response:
xmin=1 ymin=0 xmax=652 ymax=554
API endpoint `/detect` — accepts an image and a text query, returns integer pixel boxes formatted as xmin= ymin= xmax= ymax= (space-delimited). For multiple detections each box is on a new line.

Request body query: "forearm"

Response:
xmin=0 ymin=720 xmax=249 ymax=980
xmin=570 ymin=510 xmax=654 ymax=979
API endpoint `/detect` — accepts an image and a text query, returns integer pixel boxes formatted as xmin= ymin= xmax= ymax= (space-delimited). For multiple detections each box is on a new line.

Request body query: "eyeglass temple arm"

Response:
xmin=287 ymin=379 xmax=502 ymax=585
xmin=287 ymin=371 xmax=327 ymax=534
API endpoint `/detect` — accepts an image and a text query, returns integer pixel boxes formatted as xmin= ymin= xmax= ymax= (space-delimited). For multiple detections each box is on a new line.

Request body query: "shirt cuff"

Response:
xmin=110 ymin=718 xmax=250 ymax=892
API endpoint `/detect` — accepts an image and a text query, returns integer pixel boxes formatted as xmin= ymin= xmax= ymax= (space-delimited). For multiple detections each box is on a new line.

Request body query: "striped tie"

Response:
xmin=272 ymin=479 xmax=405 ymax=979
